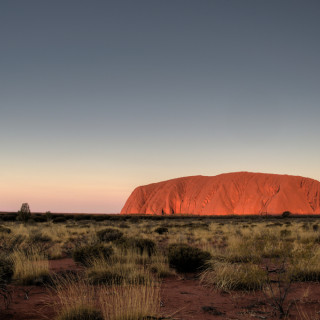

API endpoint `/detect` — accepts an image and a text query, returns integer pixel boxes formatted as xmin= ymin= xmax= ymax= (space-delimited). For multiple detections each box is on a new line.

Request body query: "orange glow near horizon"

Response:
xmin=0 ymin=178 xmax=131 ymax=213
xmin=2 ymin=167 xmax=320 ymax=214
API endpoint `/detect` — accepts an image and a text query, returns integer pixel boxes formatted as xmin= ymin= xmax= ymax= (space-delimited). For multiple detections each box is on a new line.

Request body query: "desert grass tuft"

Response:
xmin=290 ymin=247 xmax=320 ymax=282
xmin=51 ymin=274 xmax=101 ymax=320
xmin=149 ymin=253 xmax=175 ymax=278
xmin=86 ymin=252 xmax=155 ymax=285
xmin=200 ymin=261 xmax=267 ymax=291
xmin=11 ymin=248 xmax=49 ymax=285
xmin=99 ymin=281 xmax=161 ymax=320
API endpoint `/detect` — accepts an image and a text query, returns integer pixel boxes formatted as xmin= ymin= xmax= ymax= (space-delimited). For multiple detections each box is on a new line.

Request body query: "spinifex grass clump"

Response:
xmin=52 ymin=275 xmax=103 ymax=320
xmin=11 ymin=248 xmax=49 ymax=285
xmin=290 ymin=246 xmax=320 ymax=282
xmin=51 ymin=273 xmax=161 ymax=320
xmin=200 ymin=261 xmax=267 ymax=291
xmin=86 ymin=258 xmax=152 ymax=285
xmin=149 ymin=253 xmax=174 ymax=278
xmin=48 ymin=244 xmax=64 ymax=260
xmin=73 ymin=244 xmax=113 ymax=266
xmin=28 ymin=231 xmax=52 ymax=244
xmin=221 ymin=236 xmax=262 ymax=263
xmin=86 ymin=247 xmax=164 ymax=285
xmin=99 ymin=281 xmax=161 ymax=320
xmin=168 ymin=243 xmax=211 ymax=273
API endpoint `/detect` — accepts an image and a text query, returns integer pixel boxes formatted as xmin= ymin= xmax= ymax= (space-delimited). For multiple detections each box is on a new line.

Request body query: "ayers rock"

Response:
xmin=121 ymin=172 xmax=320 ymax=215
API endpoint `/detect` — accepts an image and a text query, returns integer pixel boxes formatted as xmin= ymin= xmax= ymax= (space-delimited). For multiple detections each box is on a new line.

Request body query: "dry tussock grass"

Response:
xmin=11 ymin=248 xmax=49 ymax=285
xmin=50 ymin=273 xmax=160 ymax=320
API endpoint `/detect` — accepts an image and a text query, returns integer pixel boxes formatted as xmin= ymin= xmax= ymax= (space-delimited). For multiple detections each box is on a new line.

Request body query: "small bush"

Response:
xmin=154 ymin=227 xmax=168 ymax=235
xmin=45 ymin=211 xmax=53 ymax=221
xmin=16 ymin=203 xmax=31 ymax=222
xmin=312 ymin=224 xmax=319 ymax=232
xmin=97 ymin=228 xmax=123 ymax=242
xmin=73 ymin=245 xmax=113 ymax=266
xmin=168 ymin=244 xmax=211 ymax=273
xmin=282 ymin=211 xmax=291 ymax=218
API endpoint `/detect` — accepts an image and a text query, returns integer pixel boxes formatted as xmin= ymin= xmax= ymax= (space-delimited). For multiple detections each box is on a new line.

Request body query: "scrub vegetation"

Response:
xmin=1 ymin=212 xmax=320 ymax=319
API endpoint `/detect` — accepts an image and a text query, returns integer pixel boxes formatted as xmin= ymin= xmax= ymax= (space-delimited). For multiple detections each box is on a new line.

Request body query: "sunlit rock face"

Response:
xmin=121 ymin=172 xmax=320 ymax=215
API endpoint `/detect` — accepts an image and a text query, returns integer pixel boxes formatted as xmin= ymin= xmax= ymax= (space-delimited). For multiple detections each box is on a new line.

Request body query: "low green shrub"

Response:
xmin=97 ymin=228 xmax=123 ymax=242
xmin=167 ymin=244 xmax=211 ymax=273
xmin=73 ymin=245 xmax=113 ymax=266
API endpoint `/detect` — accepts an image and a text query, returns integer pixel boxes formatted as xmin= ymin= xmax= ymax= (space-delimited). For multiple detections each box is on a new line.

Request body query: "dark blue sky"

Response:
xmin=1 ymin=1 xmax=320 ymax=212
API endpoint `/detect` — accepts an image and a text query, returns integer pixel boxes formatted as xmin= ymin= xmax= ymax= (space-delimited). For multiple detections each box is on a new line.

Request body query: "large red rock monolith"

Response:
xmin=120 ymin=172 xmax=320 ymax=215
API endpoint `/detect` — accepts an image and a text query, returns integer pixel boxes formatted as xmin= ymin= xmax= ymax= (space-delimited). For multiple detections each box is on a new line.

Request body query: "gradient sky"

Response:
xmin=1 ymin=1 xmax=320 ymax=213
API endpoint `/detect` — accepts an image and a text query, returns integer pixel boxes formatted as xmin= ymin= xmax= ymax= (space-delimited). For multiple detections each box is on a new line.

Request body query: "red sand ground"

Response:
xmin=121 ymin=172 xmax=320 ymax=215
xmin=1 ymin=258 xmax=320 ymax=320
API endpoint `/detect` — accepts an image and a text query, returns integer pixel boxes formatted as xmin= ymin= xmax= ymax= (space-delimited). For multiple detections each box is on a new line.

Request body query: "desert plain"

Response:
xmin=1 ymin=212 xmax=320 ymax=320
